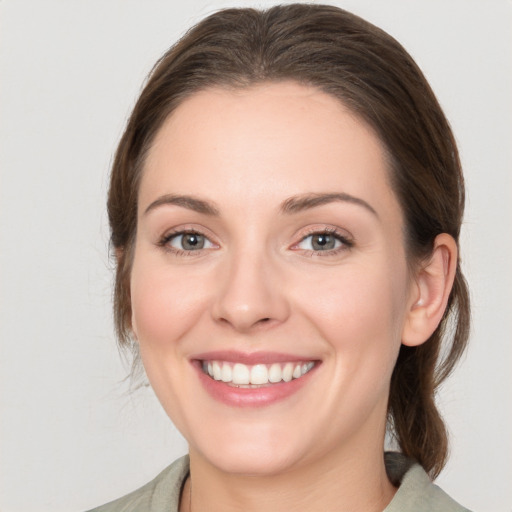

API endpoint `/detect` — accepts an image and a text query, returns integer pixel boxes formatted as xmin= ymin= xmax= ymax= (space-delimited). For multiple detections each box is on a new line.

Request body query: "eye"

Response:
xmin=163 ymin=231 xmax=215 ymax=252
xmin=298 ymin=233 xmax=340 ymax=251
xmin=295 ymin=230 xmax=352 ymax=253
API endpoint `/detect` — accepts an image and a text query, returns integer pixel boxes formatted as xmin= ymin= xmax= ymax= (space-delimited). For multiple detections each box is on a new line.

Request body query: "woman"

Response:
xmin=90 ymin=4 xmax=470 ymax=511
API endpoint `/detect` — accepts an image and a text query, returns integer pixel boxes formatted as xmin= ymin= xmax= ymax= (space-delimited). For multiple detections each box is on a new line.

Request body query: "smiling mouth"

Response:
xmin=201 ymin=360 xmax=316 ymax=387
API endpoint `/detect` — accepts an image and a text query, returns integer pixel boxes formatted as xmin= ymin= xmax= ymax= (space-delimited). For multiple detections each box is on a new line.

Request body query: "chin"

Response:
xmin=189 ymin=422 xmax=309 ymax=476
xmin=199 ymin=444 xmax=302 ymax=477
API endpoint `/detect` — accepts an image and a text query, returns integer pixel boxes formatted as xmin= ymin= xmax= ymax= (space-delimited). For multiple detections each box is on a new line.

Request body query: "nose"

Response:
xmin=211 ymin=250 xmax=290 ymax=333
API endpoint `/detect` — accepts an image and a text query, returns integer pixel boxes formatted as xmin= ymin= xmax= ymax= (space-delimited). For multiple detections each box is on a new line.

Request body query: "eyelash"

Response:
xmin=294 ymin=227 xmax=354 ymax=257
xmin=158 ymin=229 xmax=214 ymax=257
xmin=157 ymin=227 xmax=354 ymax=257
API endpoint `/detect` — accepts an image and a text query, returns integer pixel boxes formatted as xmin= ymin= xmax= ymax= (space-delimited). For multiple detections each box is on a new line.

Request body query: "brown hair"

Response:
xmin=108 ymin=4 xmax=470 ymax=478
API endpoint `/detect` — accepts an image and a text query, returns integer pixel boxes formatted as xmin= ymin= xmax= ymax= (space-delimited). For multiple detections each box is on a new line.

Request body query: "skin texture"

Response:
xmin=129 ymin=82 xmax=457 ymax=512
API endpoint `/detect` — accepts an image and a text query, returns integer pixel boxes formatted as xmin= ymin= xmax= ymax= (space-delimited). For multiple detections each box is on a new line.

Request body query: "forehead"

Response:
xmin=140 ymin=82 xmax=400 ymax=222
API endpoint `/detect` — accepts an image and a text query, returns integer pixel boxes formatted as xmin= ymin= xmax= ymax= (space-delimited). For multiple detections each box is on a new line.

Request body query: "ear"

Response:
xmin=401 ymin=233 xmax=458 ymax=347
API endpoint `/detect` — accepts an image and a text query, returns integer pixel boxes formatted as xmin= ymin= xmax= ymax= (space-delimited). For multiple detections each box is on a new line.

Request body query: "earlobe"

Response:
xmin=402 ymin=233 xmax=458 ymax=347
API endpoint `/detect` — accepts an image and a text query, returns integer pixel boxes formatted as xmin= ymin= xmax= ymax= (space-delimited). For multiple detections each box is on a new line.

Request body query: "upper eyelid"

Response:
xmin=162 ymin=228 xmax=205 ymax=239
xmin=294 ymin=225 xmax=353 ymax=242
xmin=160 ymin=225 xmax=217 ymax=241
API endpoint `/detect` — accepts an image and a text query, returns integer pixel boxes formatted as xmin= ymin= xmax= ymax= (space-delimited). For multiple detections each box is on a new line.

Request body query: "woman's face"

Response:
xmin=131 ymin=82 xmax=416 ymax=475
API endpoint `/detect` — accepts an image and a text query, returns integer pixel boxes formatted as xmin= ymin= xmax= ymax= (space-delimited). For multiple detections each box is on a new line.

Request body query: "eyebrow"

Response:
xmin=280 ymin=192 xmax=378 ymax=217
xmin=143 ymin=194 xmax=220 ymax=216
xmin=143 ymin=192 xmax=377 ymax=218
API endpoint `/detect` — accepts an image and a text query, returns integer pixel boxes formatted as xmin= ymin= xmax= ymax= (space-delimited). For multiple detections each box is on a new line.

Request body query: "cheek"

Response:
xmin=300 ymin=262 xmax=409 ymax=364
xmin=302 ymin=264 xmax=410 ymax=432
xmin=130 ymin=257 xmax=210 ymax=350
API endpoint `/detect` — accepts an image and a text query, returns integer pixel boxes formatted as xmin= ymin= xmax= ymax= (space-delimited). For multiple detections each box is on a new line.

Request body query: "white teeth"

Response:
xmin=221 ymin=363 xmax=232 ymax=383
xmin=250 ymin=364 xmax=268 ymax=385
xmin=268 ymin=363 xmax=282 ymax=383
xmin=212 ymin=361 xmax=222 ymax=380
xmin=232 ymin=363 xmax=250 ymax=385
xmin=203 ymin=360 xmax=315 ymax=386
xmin=282 ymin=362 xmax=293 ymax=382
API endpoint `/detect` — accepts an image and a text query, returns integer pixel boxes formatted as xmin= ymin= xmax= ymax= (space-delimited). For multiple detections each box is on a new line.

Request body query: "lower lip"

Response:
xmin=193 ymin=361 xmax=318 ymax=408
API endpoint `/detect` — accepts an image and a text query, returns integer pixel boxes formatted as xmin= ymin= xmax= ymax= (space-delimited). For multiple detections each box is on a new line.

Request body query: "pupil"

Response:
xmin=183 ymin=234 xmax=204 ymax=250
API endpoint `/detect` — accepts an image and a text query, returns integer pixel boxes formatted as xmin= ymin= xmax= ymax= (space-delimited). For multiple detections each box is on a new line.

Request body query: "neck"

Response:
xmin=183 ymin=442 xmax=396 ymax=512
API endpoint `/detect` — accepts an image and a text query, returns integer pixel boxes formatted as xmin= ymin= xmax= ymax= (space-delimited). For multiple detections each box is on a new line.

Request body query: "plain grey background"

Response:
xmin=1 ymin=1 xmax=511 ymax=511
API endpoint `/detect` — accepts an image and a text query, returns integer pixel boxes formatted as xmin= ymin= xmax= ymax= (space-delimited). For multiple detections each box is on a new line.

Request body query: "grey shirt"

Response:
xmin=87 ymin=453 xmax=470 ymax=512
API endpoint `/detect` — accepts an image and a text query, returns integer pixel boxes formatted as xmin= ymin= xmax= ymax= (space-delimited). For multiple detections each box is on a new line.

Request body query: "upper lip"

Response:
xmin=191 ymin=350 xmax=318 ymax=365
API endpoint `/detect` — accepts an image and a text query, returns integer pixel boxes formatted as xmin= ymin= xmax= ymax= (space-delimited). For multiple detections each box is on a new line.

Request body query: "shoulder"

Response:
xmin=85 ymin=456 xmax=189 ymax=512
xmin=384 ymin=452 xmax=472 ymax=512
